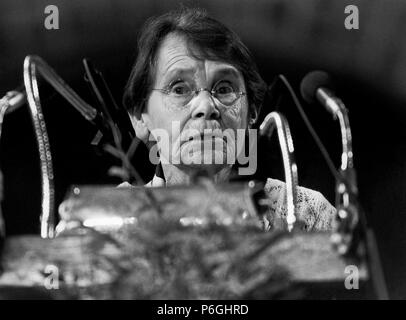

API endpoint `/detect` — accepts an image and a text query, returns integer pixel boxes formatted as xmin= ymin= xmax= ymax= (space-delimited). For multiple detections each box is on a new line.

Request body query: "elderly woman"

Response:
xmin=122 ymin=8 xmax=335 ymax=231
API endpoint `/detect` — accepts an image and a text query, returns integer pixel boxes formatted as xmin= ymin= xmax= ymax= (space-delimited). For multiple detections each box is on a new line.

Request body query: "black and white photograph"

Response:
xmin=0 ymin=0 xmax=405 ymax=304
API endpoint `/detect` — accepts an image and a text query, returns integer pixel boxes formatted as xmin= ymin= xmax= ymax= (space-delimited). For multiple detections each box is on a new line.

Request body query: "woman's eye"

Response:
xmin=214 ymin=81 xmax=234 ymax=94
xmin=169 ymin=82 xmax=191 ymax=95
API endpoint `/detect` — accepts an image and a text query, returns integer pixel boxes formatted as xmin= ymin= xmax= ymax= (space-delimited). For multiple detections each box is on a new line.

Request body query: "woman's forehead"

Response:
xmin=155 ymin=33 xmax=243 ymax=80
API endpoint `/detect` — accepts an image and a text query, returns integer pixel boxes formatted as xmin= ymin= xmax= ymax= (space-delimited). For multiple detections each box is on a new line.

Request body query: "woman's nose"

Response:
xmin=190 ymin=90 xmax=220 ymax=120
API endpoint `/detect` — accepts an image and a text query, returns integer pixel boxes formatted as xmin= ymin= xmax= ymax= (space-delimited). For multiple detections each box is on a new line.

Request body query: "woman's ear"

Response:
xmin=140 ymin=113 xmax=152 ymax=130
xmin=248 ymin=106 xmax=258 ymax=128
xmin=129 ymin=111 xmax=150 ymax=143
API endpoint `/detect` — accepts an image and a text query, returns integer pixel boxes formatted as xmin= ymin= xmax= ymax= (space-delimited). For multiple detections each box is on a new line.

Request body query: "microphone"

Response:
xmin=301 ymin=71 xmax=359 ymax=248
xmin=300 ymin=70 xmax=342 ymax=116
xmin=21 ymin=55 xmax=155 ymax=238
xmin=300 ymin=70 xmax=389 ymax=299
xmin=301 ymin=71 xmax=354 ymax=173
xmin=0 ymin=87 xmax=26 ymax=115
xmin=0 ymin=88 xmax=27 ymax=139
xmin=82 ymin=59 xmax=135 ymax=150
xmin=301 ymin=70 xmax=357 ymax=235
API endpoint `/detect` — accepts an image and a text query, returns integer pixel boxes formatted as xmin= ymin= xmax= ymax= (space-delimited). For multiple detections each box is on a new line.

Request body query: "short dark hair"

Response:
xmin=123 ymin=7 xmax=267 ymax=122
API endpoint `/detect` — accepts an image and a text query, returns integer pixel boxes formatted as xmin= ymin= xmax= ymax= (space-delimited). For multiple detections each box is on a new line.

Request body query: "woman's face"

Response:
xmin=140 ymin=32 xmax=249 ymax=173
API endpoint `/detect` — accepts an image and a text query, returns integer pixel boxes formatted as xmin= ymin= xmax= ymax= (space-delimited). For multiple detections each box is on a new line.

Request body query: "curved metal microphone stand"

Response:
xmin=324 ymin=96 xmax=357 ymax=207
xmin=322 ymin=96 xmax=389 ymax=300
xmin=336 ymin=106 xmax=354 ymax=172
xmin=259 ymin=111 xmax=298 ymax=232
xmin=23 ymin=55 xmax=98 ymax=238
xmin=326 ymin=98 xmax=360 ymax=249
xmin=321 ymin=96 xmax=359 ymax=251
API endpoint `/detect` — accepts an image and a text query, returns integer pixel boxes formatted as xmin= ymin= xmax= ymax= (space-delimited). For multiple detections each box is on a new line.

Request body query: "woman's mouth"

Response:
xmin=182 ymin=130 xmax=227 ymax=145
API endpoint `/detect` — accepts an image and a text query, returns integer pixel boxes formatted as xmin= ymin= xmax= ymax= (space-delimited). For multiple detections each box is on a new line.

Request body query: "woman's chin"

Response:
xmin=179 ymin=149 xmax=229 ymax=173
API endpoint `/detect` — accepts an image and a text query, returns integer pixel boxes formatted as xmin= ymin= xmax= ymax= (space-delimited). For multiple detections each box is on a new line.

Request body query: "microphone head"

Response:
xmin=4 ymin=89 xmax=27 ymax=114
xmin=300 ymin=70 xmax=335 ymax=104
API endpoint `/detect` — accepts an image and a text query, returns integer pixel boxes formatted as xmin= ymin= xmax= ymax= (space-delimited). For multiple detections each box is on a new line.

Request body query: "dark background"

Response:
xmin=1 ymin=0 xmax=406 ymax=298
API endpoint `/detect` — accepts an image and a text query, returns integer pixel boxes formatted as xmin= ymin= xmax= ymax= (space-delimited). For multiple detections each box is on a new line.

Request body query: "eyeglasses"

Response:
xmin=151 ymin=80 xmax=246 ymax=107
